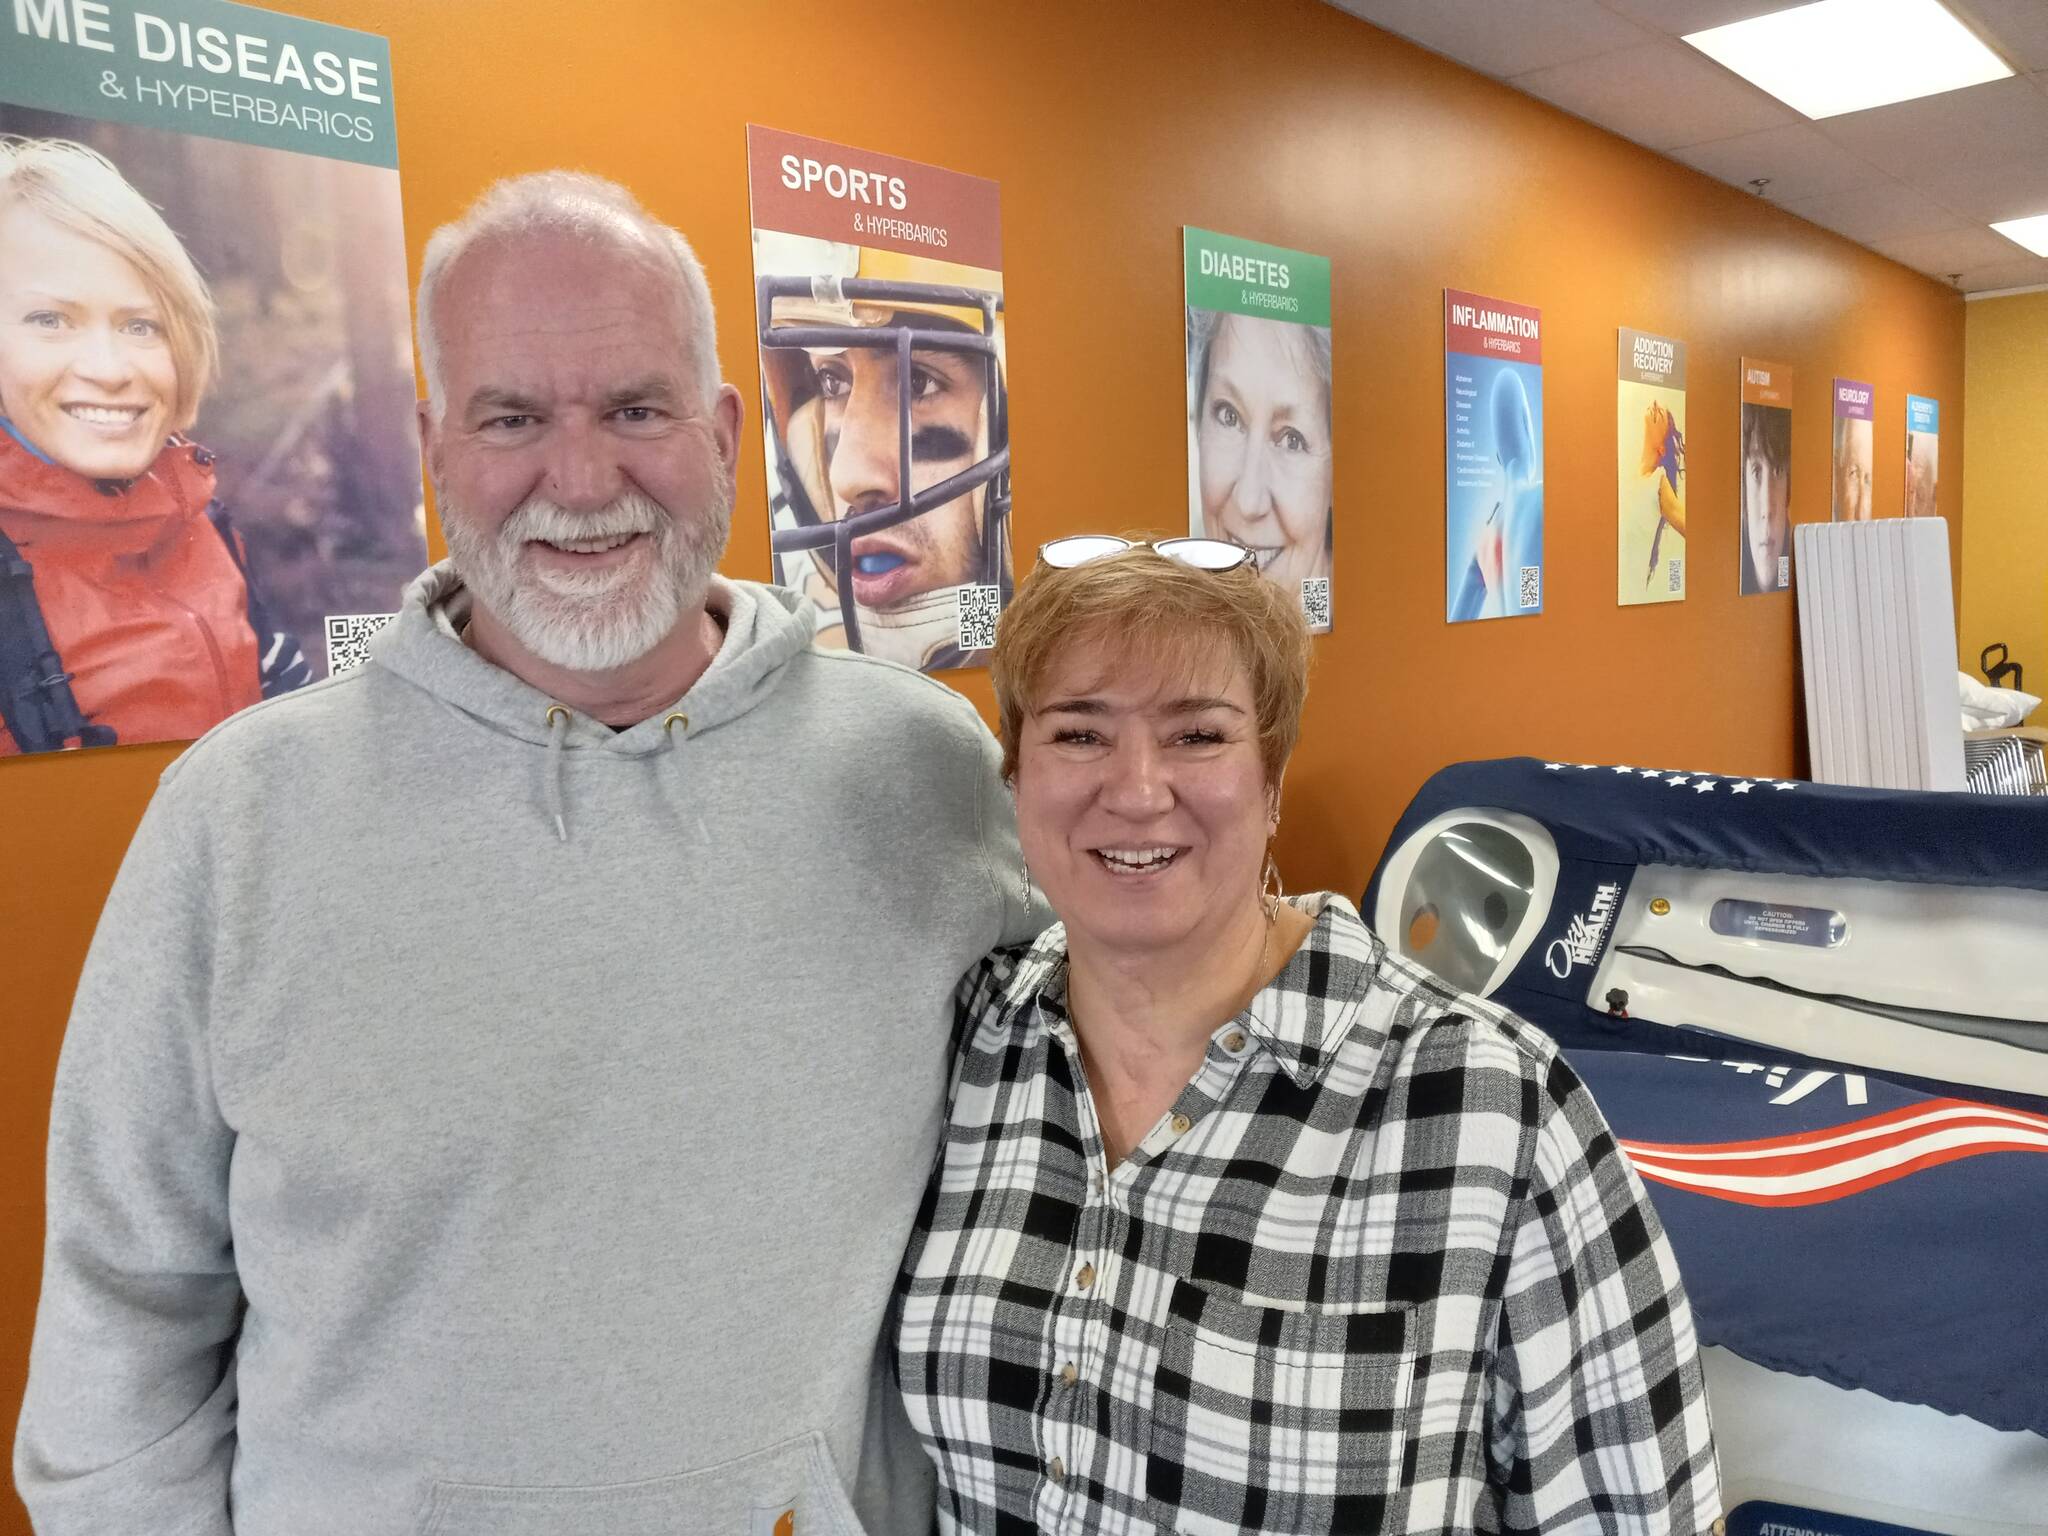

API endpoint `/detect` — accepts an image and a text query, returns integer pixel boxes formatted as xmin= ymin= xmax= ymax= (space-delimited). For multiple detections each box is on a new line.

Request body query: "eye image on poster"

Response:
xmin=1617 ymin=327 xmax=1685 ymax=606
xmin=1831 ymin=376 xmax=1875 ymax=522
xmin=1183 ymin=227 xmax=1333 ymax=634
xmin=0 ymin=0 xmax=424 ymax=757
xmin=745 ymin=125 xmax=1010 ymax=672
xmin=1905 ymin=394 xmax=1939 ymax=518
xmin=1739 ymin=359 xmax=1793 ymax=596
xmin=1445 ymin=289 xmax=1543 ymax=623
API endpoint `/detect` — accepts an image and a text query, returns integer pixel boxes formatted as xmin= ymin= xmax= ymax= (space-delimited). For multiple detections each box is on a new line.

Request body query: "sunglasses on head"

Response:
xmin=1037 ymin=535 xmax=1254 ymax=572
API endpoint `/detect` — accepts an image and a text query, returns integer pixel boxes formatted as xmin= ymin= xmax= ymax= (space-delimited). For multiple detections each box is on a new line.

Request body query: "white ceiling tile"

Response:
xmin=1949 ymin=0 xmax=2048 ymax=72
xmin=1670 ymin=124 xmax=1892 ymax=201
xmin=1599 ymin=0 xmax=1806 ymax=32
xmin=1962 ymin=254 xmax=2048 ymax=293
xmin=1871 ymin=223 xmax=2031 ymax=275
xmin=1905 ymin=152 xmax=2048 ymax=223
xmin=1331 ymin=0 xmax=1655 ymax=77
xmin=1780 ymin=181 xmax=1967 ymax=243
xmin=1817 ymin=76 xmax=2048 ymax=185
xmin=1511 ymin=40 xmax=1797 ymax=149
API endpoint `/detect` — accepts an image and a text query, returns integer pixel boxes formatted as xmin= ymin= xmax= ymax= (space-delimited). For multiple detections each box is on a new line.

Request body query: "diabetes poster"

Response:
xmin=1831 ymin=376 xmax=1875 ymax=522
xmin=1905 ymin=394 xmax=1939 ymax=518
xmin=745 ymin=124 xmax=1010 ymax=673
xmin=1739 ymin=359 xmax=1793 ymax=595
xmin=1445 ymin=289 xmax=1543 ymax=623
xmin=1616 ymin=327 xmax=1686 ymax=607
xmin=1183 ymin=227 xmax=1333 ymax=634
xmin=0 ymin=0 xmax=424 ymax=757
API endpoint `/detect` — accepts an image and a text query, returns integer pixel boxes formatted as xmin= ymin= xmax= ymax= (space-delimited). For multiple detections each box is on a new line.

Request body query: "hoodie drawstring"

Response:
xmin=545 ymin=705 xmax=569 ymax=842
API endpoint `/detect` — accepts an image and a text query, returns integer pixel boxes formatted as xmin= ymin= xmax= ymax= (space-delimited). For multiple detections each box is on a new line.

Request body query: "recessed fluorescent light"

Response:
xmin=1684 ymin=0 xmax=2010 ymax=119
xmin=1991 ymin=214 xmax=2048 ymax=257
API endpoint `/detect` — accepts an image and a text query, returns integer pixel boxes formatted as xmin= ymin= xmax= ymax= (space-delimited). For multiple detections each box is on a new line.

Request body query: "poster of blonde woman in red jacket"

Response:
xmin=0 ymin=1 xmax=423 ymax=755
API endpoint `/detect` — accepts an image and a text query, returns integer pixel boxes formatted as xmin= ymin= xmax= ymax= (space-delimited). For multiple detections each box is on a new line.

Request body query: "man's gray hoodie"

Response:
xmin=15 ymin=565 xmax=1043 ymax=1535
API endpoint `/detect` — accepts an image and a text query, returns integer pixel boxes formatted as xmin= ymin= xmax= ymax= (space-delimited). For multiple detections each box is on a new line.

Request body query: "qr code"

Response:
xmin=325 ymin=613 xmax=396 ymax=675
xmin=956 ymin=584 xmax=1001 ymax=653
xmin=1300 ymin=577 xmax=1331 ymax=630
xmin=1518 ymin=565 xmax=1541 ymax=610
xmin=1667 ymin=558 xmax=1683 ymax=594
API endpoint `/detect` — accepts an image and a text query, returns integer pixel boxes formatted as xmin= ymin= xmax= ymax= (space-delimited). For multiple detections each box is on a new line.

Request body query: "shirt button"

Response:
xmin=1169 ymin=1112 xmax=1192 ymax=1135
xmin=1048 ymin=1455 xmax=1066 ymax=1483
xmin=1074 ymin=1261 xmax=1096 ymax=1291
xmin=1222 ymin=1030 xmax=1246 ymax=1053
xmin=1059 ymin=1361 xmax=1079 ymax=1386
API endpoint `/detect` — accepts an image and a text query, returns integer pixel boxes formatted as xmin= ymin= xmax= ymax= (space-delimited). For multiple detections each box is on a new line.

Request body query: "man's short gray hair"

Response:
xmin=415 ymin=170 xmax=720 ymax=419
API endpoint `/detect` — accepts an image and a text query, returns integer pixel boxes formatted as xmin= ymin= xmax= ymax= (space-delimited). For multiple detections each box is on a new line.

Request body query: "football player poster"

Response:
xmin=1739 ymin=358 xmax=1792 ymax=596
xmin=745 ymin=124 xmax=1011 ymax=672
xmin=0 ymin=0 xmax=425 ymax=757
xmin=1616 ymin=326 xmax=1686 ymax=607
xmin=1905 ymin=393 xmax=1938 ymax=519
xmin=1182 ymin=227 xmax=1333 ymax=634
xmin=1445 ymin=289 xmax=1544 ymax=623
xmin=1831 ymin=376 xmax=1875 ymax=522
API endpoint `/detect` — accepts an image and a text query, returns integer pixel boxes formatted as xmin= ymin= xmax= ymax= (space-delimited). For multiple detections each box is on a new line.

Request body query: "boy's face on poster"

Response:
xmin=1742 ymin=432 xmax=1788 ymax=592
xmin=1196 ymin=315 xmax=1331 ymax=591
xmin=816 ymin=330 xmax=986 ymax=611
xmin=0 ymin=203 xmax=177 ymax=480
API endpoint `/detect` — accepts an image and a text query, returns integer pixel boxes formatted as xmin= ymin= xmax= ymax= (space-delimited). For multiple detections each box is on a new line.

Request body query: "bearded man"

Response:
xmin=15 ymin=172 xmax=1043 ymax=1536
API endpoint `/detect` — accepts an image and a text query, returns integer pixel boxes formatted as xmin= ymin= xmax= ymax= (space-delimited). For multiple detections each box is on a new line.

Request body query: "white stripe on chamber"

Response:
xmin=263 ymin=634 xmax=286 ymax=668
xmin=1622 ymin=1102 xmax=2048 ymax=1164
xmin=1629 ymin=1125 xmax=2048 ymax=1197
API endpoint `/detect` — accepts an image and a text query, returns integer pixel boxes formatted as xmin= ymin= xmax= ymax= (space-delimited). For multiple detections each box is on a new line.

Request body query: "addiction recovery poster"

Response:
xmin=1445 ymin=289 xmax=1543 ymax=623
xmin=0 ymin=0 xmax=425 ymax=756
xmin=746 ymin=124 xmax=1010 ymax=673
xmin=1617 ymin=327 xmax=1686 ymax=606
xmin=1831 ymin=376 xmax=1875 ymax=522
xmin=1739 ymin=359 xmax=1792 ymax=596
xmin=1905 ymin=394 xmax=1939 ymax=518
xmin=1184 ymin=227 xmax=1333 ymax=633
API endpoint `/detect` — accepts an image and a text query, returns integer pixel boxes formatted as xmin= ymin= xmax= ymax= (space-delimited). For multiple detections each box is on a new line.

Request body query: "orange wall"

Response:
xmin=2 ymin=1 xmax=1964 ymax=1517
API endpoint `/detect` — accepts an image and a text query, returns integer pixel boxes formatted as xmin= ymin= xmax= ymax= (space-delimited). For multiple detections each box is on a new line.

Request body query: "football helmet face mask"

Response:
xmin=757 ymin=271 xmax=1010 ymax=657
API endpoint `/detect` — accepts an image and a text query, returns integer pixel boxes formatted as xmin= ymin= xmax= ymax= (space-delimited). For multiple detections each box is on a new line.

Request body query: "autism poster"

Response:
xmin=1739 ymin=359 xmax=1793 ymax=595
xmin=1616 ymin=327 xmax=1686 ymax=606
xmin=1831 ymin=376 xmax=1875 ymax=522
xmin=1183 ymin=227 xmax=1334 ymax=634
xmin=1905 ymin=394 xmax=1939 ymax=518
xmin=1445 ymin=289 xmax=1543 ymax=623
xmin=746 ymin=124 xmax=1010 ymax=673
xmin=0 ymin=0 xmax=425 ymax=756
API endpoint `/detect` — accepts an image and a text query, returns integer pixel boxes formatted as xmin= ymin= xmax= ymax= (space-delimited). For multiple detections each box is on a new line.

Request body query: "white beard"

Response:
xmin=440 ymin=475 xmax=732 ymax=673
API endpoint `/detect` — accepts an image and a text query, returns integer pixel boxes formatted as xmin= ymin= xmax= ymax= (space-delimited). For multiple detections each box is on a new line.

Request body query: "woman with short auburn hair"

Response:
xmin=895 ymin=536 xmax=1721 ymax=1533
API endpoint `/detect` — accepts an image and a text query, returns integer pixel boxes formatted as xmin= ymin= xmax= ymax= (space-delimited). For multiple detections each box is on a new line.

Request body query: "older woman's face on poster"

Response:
xmin=1014 ymin=631 xmax=1271 ymax=955
xmin=1196 ymin=315 xmax=1331 ymax=592
xmin=0 ymin=203 xmax=178 ymax=481
xmin=1834 ymin=417 xmax=1873 ymax=522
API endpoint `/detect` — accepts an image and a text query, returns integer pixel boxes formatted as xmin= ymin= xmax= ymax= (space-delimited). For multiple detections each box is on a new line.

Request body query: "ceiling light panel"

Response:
xmin=1990 ymin=213 xmax=2048 ymax=256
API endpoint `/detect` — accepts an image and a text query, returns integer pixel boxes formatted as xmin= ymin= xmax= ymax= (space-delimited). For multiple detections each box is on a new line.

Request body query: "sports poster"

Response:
xmin=1831 ymin=377 xmax=1875 ymax=522
xmin=1739 ymin=359 xmax=1792 ymax=595
xmin=1183 ymin=227 xmax=1333 ymax=633
xmin=1905 ymin=394 xmax=1939 ymax=518
xmin=0 ymin=0 xmax=424 ymax=756
xmin=745 ymin=125 xmax=1010 ymax=673
xmin=1616 ymin=327 xmax=1686 ymax=606
xmin=1445 ymin=289 xmax=1543 ymax=623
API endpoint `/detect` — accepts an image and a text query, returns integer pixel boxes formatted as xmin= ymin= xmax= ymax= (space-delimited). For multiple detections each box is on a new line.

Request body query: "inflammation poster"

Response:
xmin=0 ymin=0 xmax=424 ymax=756
xmin=745 ymin=124 xmax=1010 ymax=672
xmin=1739 ymin=359 xmax=1793 ymax=595
xmin=1183 ymin=227 xmax=1333 ymax=633
xmin=1905 ymin=394 xmax=1939 ymax=518
xmin=1616 ymin=327 xmax=1686 ymax=606
xmin=1445 ymin=289 xmax=1543 ymax=623
xmin=1831 ymin=376 xmax=1875 ymax=521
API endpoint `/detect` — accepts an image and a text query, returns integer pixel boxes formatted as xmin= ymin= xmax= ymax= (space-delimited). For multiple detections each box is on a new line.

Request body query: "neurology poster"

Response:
xmin=746 ymin=124 xmax=1010 ymax=673
xmin=1616 ymin=327 xmax=1686 ymax=606
xmin=1445 ymin=289 xmax=1543 ymax=623
xmin=1183 ymin=227 xmax=1333 ymax=633
xmin=0 ymin=0 xmax=424 ymax=757
xmin=1739 ymin=359 xmax=1793 ymax=595
xmin=1831 ymin=376 xmax=1875 ymax=522
xmin=1905 ymin=394 xmax=1939 ymax=518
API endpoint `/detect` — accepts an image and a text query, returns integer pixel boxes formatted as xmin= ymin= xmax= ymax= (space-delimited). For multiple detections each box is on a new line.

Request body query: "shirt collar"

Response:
xmin=1000 ymin=894 xmax=1392 ymax=1090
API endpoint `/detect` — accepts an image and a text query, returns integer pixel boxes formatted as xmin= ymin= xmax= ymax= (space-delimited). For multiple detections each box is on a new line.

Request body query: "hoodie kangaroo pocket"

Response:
xmin=417 ymin=1430 xmax=865 ymax=1536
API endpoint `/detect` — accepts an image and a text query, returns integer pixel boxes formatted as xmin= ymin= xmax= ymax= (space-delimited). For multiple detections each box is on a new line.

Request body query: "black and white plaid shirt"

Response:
xmin=895 ymin=894 xmax=1720 ymax=1534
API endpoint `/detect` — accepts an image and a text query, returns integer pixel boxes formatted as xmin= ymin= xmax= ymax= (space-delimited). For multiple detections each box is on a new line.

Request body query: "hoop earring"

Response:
xmin=1261 ymin=849 xmax=1283 ymax=924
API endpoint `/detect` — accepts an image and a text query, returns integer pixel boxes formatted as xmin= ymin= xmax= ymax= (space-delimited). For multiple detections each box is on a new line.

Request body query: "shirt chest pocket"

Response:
xmin=1147 ymin=1278 xmax=1414 ymax=1536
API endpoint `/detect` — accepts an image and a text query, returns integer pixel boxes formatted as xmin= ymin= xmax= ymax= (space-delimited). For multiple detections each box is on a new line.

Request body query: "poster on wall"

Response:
xmin=1445 ymin=289 xmax=1544 ymax=623
xmin=1739 ymin=359 xmax=1793 ymax=596
xmin=1183 ymin=227 xmax=1333 ymax=633
xmin=1617 ymin=327 xmax=1686 ymax=606
xmin=745 ymin=124 xmax=1010 ymax=672
xmin=0 ymin=0 xmax=423 ymax=757
xmin=1905 ymin=394 xmax=1939 ymax=518
xmin=1831 ymin=376 xmax=1875 ymax=521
